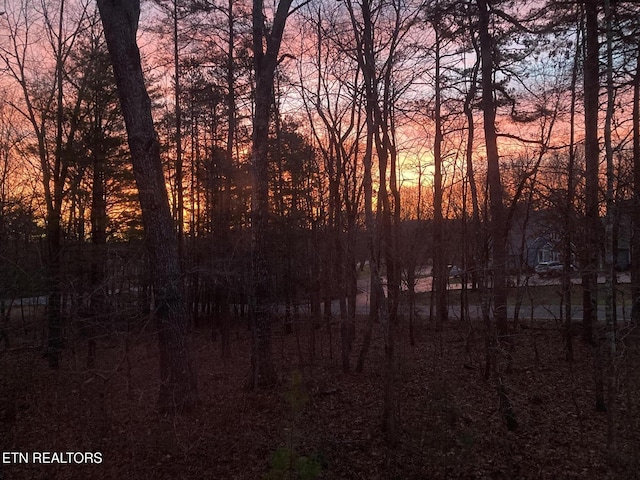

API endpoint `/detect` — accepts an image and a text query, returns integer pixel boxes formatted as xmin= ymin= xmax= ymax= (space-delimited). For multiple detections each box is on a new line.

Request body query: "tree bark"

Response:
xmin=603 ymin=0 xmax=616 ymax=452
xmin=173 ymin=0 xmax=184 ymax=262
xmin=478 ymin=0 xmax=508 ymax=340
xmin=432 ymin=19 xmax=447 ymax=331
xmin=463 ymin=44 xmax=481 ymax=298
xmin=89 ymin=106 xmax=108 ymax=370
xmin=631 ymin=26 xmax=640 ymax=325
xmin=563 ymin=12 xmax=581 ymax=362
xmin=583 ymin=0 xmax=600 ymax=349
xmin=477 ymin=0 xmax=517 ymax=431
xmin=583 ymin=0 xmax=605 ymax=413
xmin=248 ymin=0 xmax=294 ymax=388
xmin=345 ymin=0 xmax=403 ymax=439
xmin=97 ymin=0 xmax=197 ymax=413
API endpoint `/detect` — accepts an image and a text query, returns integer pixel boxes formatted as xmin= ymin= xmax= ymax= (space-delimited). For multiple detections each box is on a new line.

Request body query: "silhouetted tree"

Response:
xmin=97 ymin=0 xmax=198 ymax=413
xmin=248 ymin=0 xmax=301 ymax=388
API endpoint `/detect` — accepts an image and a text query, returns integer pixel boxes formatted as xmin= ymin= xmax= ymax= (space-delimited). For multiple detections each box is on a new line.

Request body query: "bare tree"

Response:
xmin=0 ymin=0 xmax=90 ymax=367
xmin=476 ymin=0 xmax=517 ymax=431
xmin=582 ymin=0 xmax=605 ymax=413
xmin=582 ymin=0 xmax=600 ymax=347
xmin=296 ymin=4 xmax=365 ymax=373
xmin=343 ymin=0 xmax=419 ymax=439
xmin=97 ymin=0 xmax=198 ymax=413
xmin=249 ymin=0 xmax=307 ymax=388
xmin=426 ymin=0 xmax=450 ymax=331
xmin=563 ymin=6 xmax=582 ymax=363
xmin=633 ymin=13 xmax=640 ymax=326
xmin=151 ymin=0 xmax=190 ymax=259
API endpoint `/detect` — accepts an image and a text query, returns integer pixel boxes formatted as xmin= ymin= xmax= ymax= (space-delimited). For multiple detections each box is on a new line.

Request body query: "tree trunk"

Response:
xmin=583 ymin=0 xmax=600 ymax=349
xmin=88 ymin=116 xmax=108 ymax=369
xmin=46 ymin=0 xmax=68 ymax=369
xmin=46 ymin=217 xmax=62 ymax=368
xmin=477 ymin=0 xmax=517 ymax=431
xmin=432 ymin=23 xmax=447 ymax=331
xmin=248 ymin=0 xmax=293 ymax=388
xmin=463 ymin=49 xmax=481 ymax=297
xmin=631 ymin=26 xmax=640 ymax=325
xmin=97 ymin=0 xmax=197 ymax=413
xmin=564 ymin=12 xmax=581 ymax=362
xmin=478 ymin=0 xmax=508 ymax=340
xmin=603 ymin=0 xmax=617 ymax=452
xmin=356 ymin=122 xmax=376 ymax=373
xmin=173 ymin=0 xmax=184 ymax=263
xmin=250 ymin=72 xmax=277 ymax=386
xmin=583 ymin=0 xmax=605 ymax=412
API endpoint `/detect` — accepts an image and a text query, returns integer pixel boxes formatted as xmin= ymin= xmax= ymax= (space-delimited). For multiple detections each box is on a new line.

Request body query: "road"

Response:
xmin=345 ymin=272 xmax=634 ymax=321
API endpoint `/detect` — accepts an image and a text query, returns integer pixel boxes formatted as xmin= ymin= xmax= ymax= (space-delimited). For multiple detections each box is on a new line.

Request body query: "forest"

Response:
xmin=1 ymin=0 xmax=640 ymax=478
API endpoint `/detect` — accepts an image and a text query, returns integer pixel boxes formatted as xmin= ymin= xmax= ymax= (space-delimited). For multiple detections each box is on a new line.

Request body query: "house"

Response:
xmin=505 ymin=207 xmax=567 ymax=272
xmin=528 ymin=235 xmax=562 ymax=267
xmin=505 ymin=204 xmax=632 ymax=273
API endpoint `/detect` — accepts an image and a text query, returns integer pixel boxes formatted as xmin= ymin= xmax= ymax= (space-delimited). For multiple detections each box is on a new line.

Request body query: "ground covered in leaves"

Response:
xmin=2 ymin=310 xmax=640 ymax=479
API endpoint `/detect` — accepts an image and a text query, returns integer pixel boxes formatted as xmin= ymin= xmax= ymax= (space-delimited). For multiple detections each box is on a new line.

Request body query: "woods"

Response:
xmin=2 ymin=0 xmax=640 ymax=477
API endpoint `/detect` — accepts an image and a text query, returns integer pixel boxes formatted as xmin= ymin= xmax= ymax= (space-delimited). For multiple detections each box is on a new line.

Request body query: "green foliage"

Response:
xmin=267 ymin=447 xmax=291 ymax=477
xmin=283 ymin=370 xmax=309 ymax=415
xmin=295 ymin=454 xmax=322 ymax=480
xmin=264 ymin=447 xmax=322 ymax=480
xmin=264 ymin=371 xmax=322 ymax=480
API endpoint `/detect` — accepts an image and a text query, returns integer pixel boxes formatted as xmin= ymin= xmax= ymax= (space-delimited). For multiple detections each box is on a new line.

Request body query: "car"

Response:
xmin=448 ymin=265 xmax=464 ymax=278
xmin=535 ymin=261 xmax=573 ymax=277
xmin=535 ymin=261 xmax=559 ymax=276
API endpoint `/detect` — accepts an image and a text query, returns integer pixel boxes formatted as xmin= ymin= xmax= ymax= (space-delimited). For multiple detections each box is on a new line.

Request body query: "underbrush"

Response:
xmin=1 ymin=314 xmax=639 ymax=479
